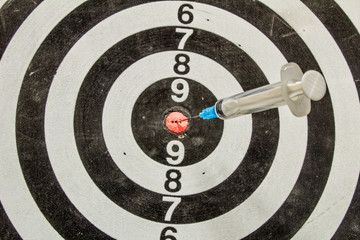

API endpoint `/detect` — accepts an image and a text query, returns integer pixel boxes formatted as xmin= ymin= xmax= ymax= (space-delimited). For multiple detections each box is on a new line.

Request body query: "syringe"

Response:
xmin=199 ymin=63 xmax=327 ymax=120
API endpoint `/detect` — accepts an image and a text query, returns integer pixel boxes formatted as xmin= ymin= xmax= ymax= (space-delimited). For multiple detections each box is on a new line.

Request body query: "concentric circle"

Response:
xmin=101 ymin=50 xmax=253 ymax=197
xmin=131 ymin=77 xmax=223 ymax=166
xmin=0 ymin=0 xmax=359 ymax=239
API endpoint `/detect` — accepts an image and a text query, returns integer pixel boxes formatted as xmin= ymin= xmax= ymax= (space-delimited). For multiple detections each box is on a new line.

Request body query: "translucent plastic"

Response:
xmin=213 ymin=63 xmax=326 ymax=120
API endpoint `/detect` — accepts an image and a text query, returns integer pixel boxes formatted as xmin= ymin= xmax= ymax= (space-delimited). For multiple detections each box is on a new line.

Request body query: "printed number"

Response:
xmin=178 ymin=4 xmax=194 ymax=24
xmin=160 ymin=227 xmax=177 ymax=240
xmin=165 ymin=170 xmax=182 ymax=192
xmin=162 ymin=196 xmax=181 ymax=222
xmin=166 ymin=140 xmax=185 ymax=165
xmin=171 ymin=79 xmax=189 ymax=103
xmin=176 ymin=28 xmax=194 ymax=50
xmin=174 ymin=54 xmax=190 ymax=75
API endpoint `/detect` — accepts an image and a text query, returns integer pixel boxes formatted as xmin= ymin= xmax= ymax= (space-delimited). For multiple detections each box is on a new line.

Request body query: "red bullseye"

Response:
xmin=165 ymin=112 xmax=189 ymax=134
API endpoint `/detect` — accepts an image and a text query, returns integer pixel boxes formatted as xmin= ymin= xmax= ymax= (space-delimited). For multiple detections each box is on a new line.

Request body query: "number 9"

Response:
xmin=171 ymin=79 xmax=189 ymax=103
xmin=166 ymin=140 xmax=185 ymax=165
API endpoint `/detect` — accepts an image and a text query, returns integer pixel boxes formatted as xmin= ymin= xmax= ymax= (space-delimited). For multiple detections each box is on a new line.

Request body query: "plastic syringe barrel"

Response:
xmin=215 ymin=81 xmax=303 ymax=120
xmin=200 ymin=63 xmax=326 ymax=120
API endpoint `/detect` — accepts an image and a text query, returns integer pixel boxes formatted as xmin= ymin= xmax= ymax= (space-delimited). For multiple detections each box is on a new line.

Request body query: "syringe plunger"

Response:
xmin=199 ymin=63 xmax=326 ymax=120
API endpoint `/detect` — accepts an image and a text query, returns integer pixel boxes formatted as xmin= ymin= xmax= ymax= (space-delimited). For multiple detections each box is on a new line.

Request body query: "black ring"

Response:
xmin=301 ymin=1 xmax=360 ymax=238
xmin=131 ymin=77 xmax=223 ymax=166
xmin=8 ymin=0 xmax=345 ymax=238
xmin=74 ymin=26 xmax=278 ymax=223
xmin=192 ymin=1 xmax=335 ymax=238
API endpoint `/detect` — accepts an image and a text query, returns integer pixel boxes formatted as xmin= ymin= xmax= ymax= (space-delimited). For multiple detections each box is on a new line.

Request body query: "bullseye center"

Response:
xmin=165 ymin=112 xmax=189 ymax=133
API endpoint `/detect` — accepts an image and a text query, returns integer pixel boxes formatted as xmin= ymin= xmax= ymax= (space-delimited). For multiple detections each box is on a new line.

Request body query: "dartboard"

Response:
xmin=0 ymin=0 xmax=359 ymax=239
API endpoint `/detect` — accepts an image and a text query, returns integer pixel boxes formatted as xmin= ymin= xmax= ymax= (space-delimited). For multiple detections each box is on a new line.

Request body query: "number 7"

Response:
xmin=176 ymin=28 xmax=194 ymax=50
xmin=162 ymin=196 xmax=181 ymax=221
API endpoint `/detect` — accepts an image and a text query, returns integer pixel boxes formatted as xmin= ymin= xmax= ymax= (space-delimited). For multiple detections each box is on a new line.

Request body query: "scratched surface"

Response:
xmin=0 ymin=0 xmax=359 ymax=239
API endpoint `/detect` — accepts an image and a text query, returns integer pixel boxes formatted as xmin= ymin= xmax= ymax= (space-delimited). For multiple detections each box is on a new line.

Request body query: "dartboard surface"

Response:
xmin=0 ymin=0 xmax=359 ymax=239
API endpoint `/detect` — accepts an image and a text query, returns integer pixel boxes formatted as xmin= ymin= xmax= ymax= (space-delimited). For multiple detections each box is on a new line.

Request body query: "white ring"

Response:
xmin=103 ymin=51 xmax=251 ymax=195
xmin=335 ymin=0 xmax=360 ymax=33
xmin=44 ymin=2 xmax=306 ymax=238
xmin=259 ymin=0 xmax=360 ymax=239
xmin=0 ymin=0 xmax=86 ymax=239
xmin=2 ymin=1 xmax=355 ymax=239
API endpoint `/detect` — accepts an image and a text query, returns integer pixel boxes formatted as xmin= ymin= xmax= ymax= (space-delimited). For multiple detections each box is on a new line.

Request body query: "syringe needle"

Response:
xmin=176 ymin=115 xmax=199 ymax=122
xmin=199 ymin=62 xmax=326 ymax=120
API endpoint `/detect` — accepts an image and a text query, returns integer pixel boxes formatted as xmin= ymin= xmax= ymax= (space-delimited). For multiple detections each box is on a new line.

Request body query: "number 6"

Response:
xmin=178 ymin=4 xmax=194 ymax=24
xmin=160 ymin=227 xmax=177 ymax=240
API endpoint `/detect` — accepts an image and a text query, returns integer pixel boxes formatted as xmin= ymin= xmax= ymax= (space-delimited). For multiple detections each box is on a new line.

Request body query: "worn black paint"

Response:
xmin=190 ymin=1 xmax=334 ymax=239
xmin=0 ymin=202 xmax=21 ymax=240
xmin=0 ymin=0 xmax=43 ymax=238
xmin=300 ymin=1 xmax=360 ymax=239
xmin=74 ymin=26 xmax=278 ymax=223
xmin=0 ymin=0 xmax=355 ymax=239
xmin=132 ymin=77 xmax=223 ymax=166
xmin=0 ymin=0 xmax=43 ymax=60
